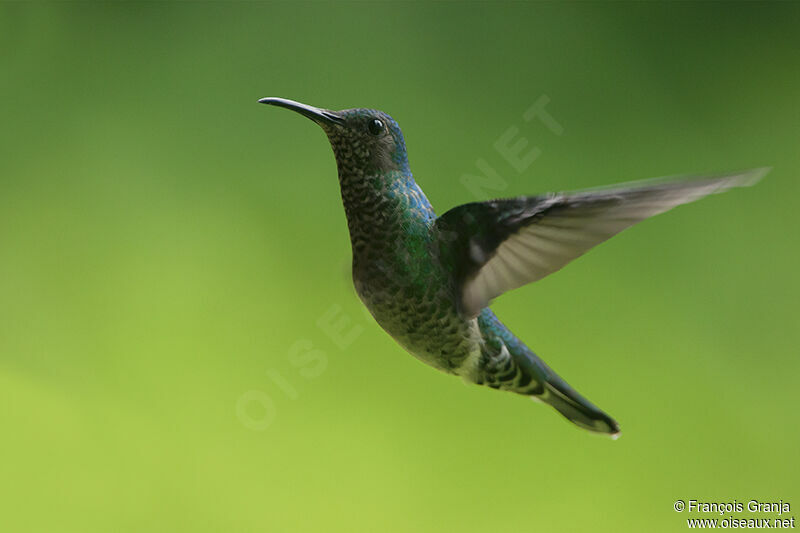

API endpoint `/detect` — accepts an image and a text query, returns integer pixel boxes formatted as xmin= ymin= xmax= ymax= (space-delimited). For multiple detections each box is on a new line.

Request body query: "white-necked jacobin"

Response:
xmin=258 ymin=97 xmax=766 ymax=437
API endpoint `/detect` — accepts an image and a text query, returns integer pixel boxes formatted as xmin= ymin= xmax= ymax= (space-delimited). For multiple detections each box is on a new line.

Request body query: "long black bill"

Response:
xmin=258 ymin=97 xmax=343 ymax=126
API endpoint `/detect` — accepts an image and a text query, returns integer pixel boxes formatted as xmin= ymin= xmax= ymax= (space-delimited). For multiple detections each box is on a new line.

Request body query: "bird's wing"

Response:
xmin=434 ymin=168 xmax=767 ymax=317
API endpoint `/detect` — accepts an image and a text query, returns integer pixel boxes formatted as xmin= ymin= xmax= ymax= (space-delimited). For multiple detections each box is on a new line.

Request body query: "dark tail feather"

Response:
xmin=478 ymin=309 xmax=620 ymax=436
xmin=512 ymin=347 xmax=620 ymax=437
xmin=537 ymin=378 xmax=620 ymax=437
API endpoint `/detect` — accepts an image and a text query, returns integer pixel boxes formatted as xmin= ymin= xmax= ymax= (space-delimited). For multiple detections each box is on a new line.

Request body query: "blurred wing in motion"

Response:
xmin=434 ymin=168 xmax=768 ymax=317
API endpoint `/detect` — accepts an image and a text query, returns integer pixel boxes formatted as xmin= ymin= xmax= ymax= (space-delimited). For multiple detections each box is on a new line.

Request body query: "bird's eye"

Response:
xmin=367 ymin=118 xmax=384 ymax=136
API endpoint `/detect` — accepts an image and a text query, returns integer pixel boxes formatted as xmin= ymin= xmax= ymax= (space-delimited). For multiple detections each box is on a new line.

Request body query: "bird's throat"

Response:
xmin=336 ymin=169 xmax=437 ymax=267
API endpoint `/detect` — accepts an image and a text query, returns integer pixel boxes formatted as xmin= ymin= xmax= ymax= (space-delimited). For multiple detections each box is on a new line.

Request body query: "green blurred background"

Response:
xmin=1 ymin=2 xmax=798 ymax=531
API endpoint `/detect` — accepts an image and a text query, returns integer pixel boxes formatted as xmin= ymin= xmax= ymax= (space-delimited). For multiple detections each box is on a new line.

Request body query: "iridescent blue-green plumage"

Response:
xmin=259 ymin=97 xmax=766 ymax=437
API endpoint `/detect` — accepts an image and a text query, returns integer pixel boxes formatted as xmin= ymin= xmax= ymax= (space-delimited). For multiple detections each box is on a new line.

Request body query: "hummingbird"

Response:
xmin=258 ymin=97 xmax=765 ymax=437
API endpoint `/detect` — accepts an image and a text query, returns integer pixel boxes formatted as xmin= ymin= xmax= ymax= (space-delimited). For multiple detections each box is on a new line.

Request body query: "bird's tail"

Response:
xmin=477 ymin=309 xmax=620 ymax=437
xmin=535 ymin=377 xmax=620 ymax=437
xmin=512 ymin=344 xmax=620 ymax=437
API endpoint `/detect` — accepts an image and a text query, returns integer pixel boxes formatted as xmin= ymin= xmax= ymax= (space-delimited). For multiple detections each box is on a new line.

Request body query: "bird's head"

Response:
xmin=259 ymin=97 xmax=409 ymax=176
